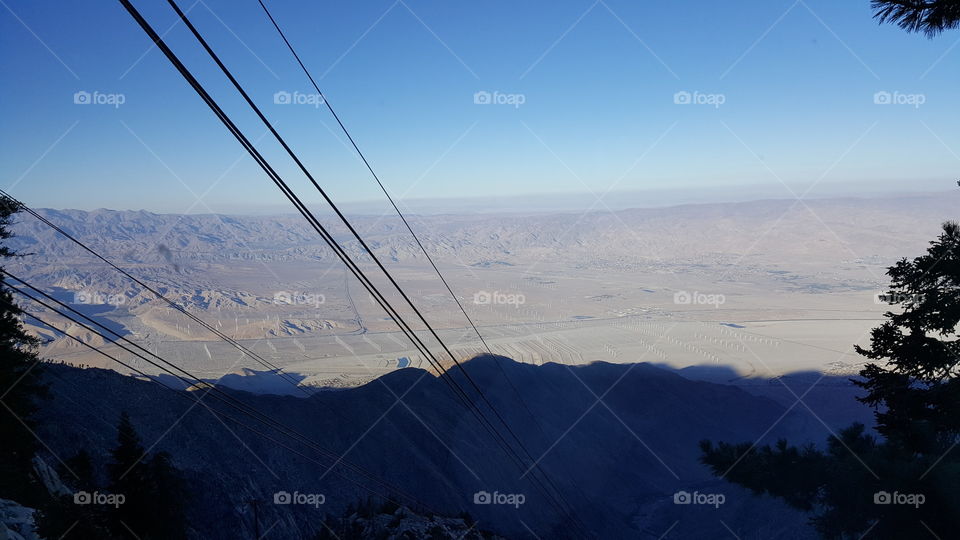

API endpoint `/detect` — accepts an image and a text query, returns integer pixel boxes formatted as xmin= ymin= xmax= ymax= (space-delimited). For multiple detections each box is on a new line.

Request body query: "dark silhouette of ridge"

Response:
xmin=30 ymin=356 xmax=867 ymax=538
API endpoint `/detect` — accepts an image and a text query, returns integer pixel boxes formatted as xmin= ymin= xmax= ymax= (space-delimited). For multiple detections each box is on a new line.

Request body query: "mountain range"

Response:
xmin=30 ymin=355 xmax=871 ymax=538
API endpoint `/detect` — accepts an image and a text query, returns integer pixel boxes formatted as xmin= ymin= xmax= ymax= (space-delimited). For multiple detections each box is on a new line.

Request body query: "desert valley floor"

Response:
xmin=13 ymin=191 xmax=952 ymax=393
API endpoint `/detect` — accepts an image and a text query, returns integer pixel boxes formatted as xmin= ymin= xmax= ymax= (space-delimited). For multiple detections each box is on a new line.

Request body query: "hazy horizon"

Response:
xmin=31 ymin=179 xmax=955 ymax=215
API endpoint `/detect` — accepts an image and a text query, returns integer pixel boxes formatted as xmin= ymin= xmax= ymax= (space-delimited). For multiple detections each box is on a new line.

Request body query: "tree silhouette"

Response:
xmin=872 ymin=0 xmax=960 ymax=36
xmin=0 ymin=194 xmax=48 ymax=504
xmin=107 ymin=412 xmax=188 ymax=539
xmin=36 ymin=415 xmax=189 ymax=539
xmin=855 ymin=221 xmax=960 ymax=453
xmin=701 ymin=221 xmax=960 ymax=539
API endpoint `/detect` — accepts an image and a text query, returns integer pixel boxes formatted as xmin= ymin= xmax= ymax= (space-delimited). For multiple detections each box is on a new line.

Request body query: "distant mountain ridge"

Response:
xmin=13 ymin=192 xmax=958 ymax=267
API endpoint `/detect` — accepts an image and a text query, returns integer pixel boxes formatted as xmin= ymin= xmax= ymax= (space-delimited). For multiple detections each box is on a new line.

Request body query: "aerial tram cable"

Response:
xmin=167 ymin=1 xmax=592 ymax=533
xmin=0 ymin=189 xmax=311 ymax=396
xmin=11 ymin=305 xmax=437 ymax=515
xmin=117 ymin=1 xmax=589 ymax=534
xmin=250 ymin=0 xmax=576 ymax=516
xmin=5 ymin=279 xmax=437 ymax=513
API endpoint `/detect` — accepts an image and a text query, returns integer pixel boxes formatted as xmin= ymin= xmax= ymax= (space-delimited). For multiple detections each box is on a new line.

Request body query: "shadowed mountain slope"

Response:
xmin=33 ymin=356 xmax=862 ymax=538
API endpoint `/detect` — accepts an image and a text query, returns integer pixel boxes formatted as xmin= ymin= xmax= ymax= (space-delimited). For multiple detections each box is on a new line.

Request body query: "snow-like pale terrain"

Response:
xmin=0 ymin=499 xmax=39 ymax=540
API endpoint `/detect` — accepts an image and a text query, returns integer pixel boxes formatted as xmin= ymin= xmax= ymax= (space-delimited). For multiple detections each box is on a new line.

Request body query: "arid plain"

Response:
xmin=11 ymin=191 xmax=954 ymax=393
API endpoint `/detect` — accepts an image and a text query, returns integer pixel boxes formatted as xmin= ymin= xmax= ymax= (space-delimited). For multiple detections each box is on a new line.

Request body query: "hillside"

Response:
xmin=29 ymin=356 xmax=868 ymax=539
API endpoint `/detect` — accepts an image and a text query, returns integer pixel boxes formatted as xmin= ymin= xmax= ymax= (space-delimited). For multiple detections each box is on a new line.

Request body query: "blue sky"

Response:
xmin=1 ymin=0 xmax=958 ymax=213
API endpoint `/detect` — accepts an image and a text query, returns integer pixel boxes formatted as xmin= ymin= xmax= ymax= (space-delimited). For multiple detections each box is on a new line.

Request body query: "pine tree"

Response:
xmin=855 ymin=221 xmax=960 ymax=454
xmin=142 ymin=451 xmax=188 ymax=540
xmin=0 ymin=194 xmax=48 ymax=503
xmin=106 ymin=412 xmax=149 ymax=538
xmin=700 ymin=221 xmax=960 ymax=538
xmin=872 ymin=0 xmax=960 ymax=36
xmin=106 ymin=412 xmax=188 ymax=539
